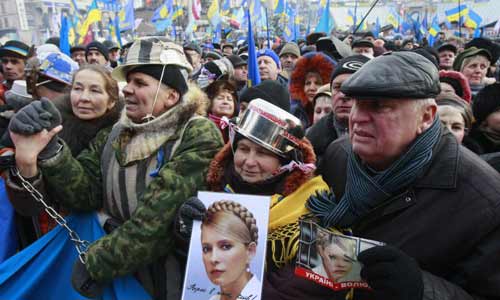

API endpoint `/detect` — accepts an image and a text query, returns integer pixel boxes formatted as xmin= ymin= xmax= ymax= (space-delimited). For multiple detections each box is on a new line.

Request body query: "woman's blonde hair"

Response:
xmin=72 ymin=64 xmax=119 ymax=105
xmin=202 ymin=200 xmax=258 ymax=245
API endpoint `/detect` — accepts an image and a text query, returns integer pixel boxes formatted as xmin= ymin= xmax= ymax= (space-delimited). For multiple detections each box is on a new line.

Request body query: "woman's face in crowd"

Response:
xmin=304 ymin=72 xmax=322 ymax=103
xmin=319 ymin=243 xmax=354 ymax=282
xmin=462 ymin=55 xmax=490 ymax=86
xmin=234 ymin=139 xmax=281 ymax=183
xmin=201 ymin=224 xmax=255 ymax=288
xmin=485 ymin=110 xmax=500 ymax=133
xmin=211 ymin=90 xmax=235 ymax=118
xmin=438 ymin=105 xmax=466 ymax=143
xmin=70 ymin=69 xmax=115 ymax=120
xmin=313 ymin=96 xmax=332 ymax=124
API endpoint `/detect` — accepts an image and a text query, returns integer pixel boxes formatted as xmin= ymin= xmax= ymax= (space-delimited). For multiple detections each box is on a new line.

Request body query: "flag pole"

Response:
xmin=353 ymin=0 xmax=380 ymax=34
xmin=265 ymin=7 xmax=271 ymax=48
xmin=458 ymin=0 xmax=461 ymax=37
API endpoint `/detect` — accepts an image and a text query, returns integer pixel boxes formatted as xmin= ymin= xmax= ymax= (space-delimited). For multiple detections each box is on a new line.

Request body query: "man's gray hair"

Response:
xmin=414 ymin=98 xmax=436 ymax=111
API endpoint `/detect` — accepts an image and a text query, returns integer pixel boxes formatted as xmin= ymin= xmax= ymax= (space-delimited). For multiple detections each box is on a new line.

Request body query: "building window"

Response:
xmin=4 ymin=18 xmax=8 ymax=28
xmin=0 ymin=3 xmax=4 ymax=14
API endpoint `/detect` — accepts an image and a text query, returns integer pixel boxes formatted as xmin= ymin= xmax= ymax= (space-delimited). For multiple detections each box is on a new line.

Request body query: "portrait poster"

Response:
xmin=295 ymin=219 xmax=384 ymax=291
xmin=181 ymin=191 xmax=270 ymax=300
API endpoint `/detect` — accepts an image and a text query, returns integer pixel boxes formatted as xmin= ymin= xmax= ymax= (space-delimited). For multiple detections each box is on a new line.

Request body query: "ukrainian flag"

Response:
xmin=172 ymin=6 xmax=183 ymax=20
xmin=445 ymin=4 xmax=468 ymax=23
xmin=78 ymin=0 xmax=101 ymax=43
xmin=465 ymin=9 xmax=482 ymax=29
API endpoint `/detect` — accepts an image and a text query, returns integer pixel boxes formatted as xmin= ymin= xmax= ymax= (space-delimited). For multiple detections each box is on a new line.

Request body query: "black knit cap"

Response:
xmin=330 ymin=54 xmax=370 ymax=82
xmin=473 ymin=83 xmax=500 ymax=124
xmin=85 ymin=41 xmax=109 ymax=61
xmin=130 ymin=65 xmax=188 ymax=96
xmin=239 ymin=80 xmax=291 ymax=112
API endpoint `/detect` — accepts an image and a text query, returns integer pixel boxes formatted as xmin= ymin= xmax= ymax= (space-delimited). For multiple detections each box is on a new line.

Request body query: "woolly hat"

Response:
xmin=85 ymin=41 xmax=109 ymax=61
xmin=435 ymin=92 xmax=473 ymax=130
xmin=290 ymin=52 xmax=336 ymax=106
xmin=313 ymin=84 xmax=332 ymax=107
xmin=453 ymin=47 xmax=491 ymax=72
xmin=279 ymin=42 xmax=300 ymax=58
xmin=439 ymin=70 xmax=472 ymax=102
xmin=330 ymin=54 xmax=370 ymax=82
xmin=472 ymin=83 xmax=500 ymax=125
xmin=0 ymin=40 xmax=30 ymax=59
xmin=256 ymin=48 xmax=280 ymax=68
xmin=239 ymin=80 xmax=291 ymax=112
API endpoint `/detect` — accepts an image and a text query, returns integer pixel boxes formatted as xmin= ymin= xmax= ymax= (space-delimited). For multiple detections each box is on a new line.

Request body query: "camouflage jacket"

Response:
xmin=38 ymin=91 xmax=223 ymax=285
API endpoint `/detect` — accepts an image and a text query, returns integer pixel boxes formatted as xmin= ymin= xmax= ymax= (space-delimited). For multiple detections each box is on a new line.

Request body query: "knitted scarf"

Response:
xmin=307 ymin=117 xmax=442 ymax=228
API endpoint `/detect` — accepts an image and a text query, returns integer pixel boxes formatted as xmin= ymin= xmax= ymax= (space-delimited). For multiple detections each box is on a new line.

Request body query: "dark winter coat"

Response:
xmin=305 ymin=112 xmax=338 ymax=163
xmin=319 ymin=131 xmax=500 ymax=299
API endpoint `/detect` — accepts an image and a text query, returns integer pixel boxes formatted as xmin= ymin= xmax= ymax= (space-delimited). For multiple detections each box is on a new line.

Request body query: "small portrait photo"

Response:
xmin=295 ymin=220 xmax=382 ymax=291
xmin=181 ymin=192 xmax=271 ymax=300
xmin=313 ymin=229 xmax=361 ymax=283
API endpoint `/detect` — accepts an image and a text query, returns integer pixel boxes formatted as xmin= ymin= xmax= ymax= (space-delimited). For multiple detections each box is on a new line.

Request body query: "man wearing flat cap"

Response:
xmin=314 ymin=51 xmax=500 ymax=299
xmin=437 ymin=43 xmax=457 ymax=70
xmin=351 ymin=39 xmax=374 ymax=58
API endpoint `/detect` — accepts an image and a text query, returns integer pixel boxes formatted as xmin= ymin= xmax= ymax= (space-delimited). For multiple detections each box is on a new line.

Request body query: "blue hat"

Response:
xmin=0 ymin=40 xmax=30 ymax=59
xmin=257 ymin=49 xmax=280 ymax=68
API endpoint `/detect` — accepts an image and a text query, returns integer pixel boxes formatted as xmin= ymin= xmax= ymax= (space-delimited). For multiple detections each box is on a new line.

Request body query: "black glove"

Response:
xmin=8 ymin=98 xmax=62 ymax=160
xmin=71 ymin=259 xmax=104 ymax=298
xmin=358 ymin=245 xmax=423 ymax=300
xmin=176 ymin=196 xmax=206 ymax=241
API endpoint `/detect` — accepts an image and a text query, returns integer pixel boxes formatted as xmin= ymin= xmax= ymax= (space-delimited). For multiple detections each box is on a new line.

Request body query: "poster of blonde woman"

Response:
xmin=181 ymin=191 xmax=270 ymax=300
xmin=295 ymin=219 xmax=384 ymax=291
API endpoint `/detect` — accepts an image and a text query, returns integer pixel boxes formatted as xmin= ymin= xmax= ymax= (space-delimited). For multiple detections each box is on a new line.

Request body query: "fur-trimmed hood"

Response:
xmin=206 ymin=138 xmax=317 ymax=196
xmin=439 ymin=70 xmax=472 ymax=103
xmin=290 ymin=52 xmax=336 ymax=107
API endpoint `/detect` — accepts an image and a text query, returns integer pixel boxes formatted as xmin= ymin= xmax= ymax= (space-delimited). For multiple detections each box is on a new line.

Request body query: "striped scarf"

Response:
xmin=307 ymin=116 xmax=442 ymax=228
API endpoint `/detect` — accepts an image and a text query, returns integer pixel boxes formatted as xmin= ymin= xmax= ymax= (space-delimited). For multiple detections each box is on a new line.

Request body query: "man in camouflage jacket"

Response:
xmin=7 ymin=40 xmax=223 ymax=300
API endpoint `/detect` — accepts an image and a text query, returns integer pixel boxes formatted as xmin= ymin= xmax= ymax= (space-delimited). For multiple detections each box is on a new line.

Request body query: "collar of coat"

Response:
xmin=114 ymin=87 xmax=202 ymax=165
xmin=207 ymin=138 xmax=317 ymax=197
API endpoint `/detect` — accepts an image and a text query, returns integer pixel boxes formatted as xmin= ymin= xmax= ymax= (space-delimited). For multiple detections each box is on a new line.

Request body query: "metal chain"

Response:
xmin=11 ymin=167 xmax=90 ymax=264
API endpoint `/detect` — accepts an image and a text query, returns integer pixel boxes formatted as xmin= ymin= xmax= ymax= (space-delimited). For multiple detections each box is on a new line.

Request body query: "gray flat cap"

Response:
xmin=340 ymin=51 xmax=440 ymax=99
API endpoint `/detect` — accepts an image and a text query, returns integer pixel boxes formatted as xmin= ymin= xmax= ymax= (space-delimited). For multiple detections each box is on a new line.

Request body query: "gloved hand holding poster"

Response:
xmin=181 ymin=191 xmax=270 ymax=300
xmin=295 ymin=219 xmax=384 ymax=291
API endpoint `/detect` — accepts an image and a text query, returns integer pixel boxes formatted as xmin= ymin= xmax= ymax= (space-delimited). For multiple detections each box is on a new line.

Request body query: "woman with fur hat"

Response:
xmin=290 ymin=52 xmax=335 ymax=128
xmin=7 ymin=39 xmax=224 ymax=299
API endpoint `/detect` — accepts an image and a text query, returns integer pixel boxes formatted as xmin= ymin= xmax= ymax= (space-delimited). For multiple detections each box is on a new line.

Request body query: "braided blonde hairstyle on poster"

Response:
xmin=203 ymin=200 xmax=258 ymax=245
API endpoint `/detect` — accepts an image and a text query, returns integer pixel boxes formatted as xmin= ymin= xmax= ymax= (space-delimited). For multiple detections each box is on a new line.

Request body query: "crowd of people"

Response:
xmin=0 ymin=28 xmax=499 ymax=300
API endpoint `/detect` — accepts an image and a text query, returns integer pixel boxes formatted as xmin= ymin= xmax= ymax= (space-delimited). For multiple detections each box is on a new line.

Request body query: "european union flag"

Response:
xmin=246 ymin=9 xmax=260 ymax=87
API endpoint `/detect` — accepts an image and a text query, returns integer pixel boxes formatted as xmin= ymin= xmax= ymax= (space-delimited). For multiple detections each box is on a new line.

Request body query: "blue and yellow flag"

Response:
xmin=465 ymin=9 xmax=482 ymax=29
xmin=152 ymin=0 xmax=173 ymax=22
xmin=247 ymin=9 xmax=260 ymax=87
xmin=119 ymin=0 xmax=135 ymax=31
xmin=428 ymin=15 xmax=440 ymax=46
xmin=445 ymin=4 xmax=468 ymax=23
xmin=207 ymin=0 xmax=221 ymax=28
xmin=59 ymin=14 xmax=71 ymax=55
xmin=78 ymin=0 xmax=102 ymax=43
xmin=316 ymin=0 xmax=331 ymax=33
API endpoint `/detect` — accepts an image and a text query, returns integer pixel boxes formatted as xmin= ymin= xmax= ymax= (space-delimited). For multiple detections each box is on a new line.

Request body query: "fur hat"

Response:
xmin=439 ymin=70 xmax=472 ymax=102
xmin=290 ymin=52 xmax=336 ymax=107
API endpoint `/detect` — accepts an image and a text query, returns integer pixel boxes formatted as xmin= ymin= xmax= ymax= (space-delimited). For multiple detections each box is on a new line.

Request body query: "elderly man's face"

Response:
xmin=349 ymin=99 xmax=436 ymax=170
xmin=258 ymin=56 xmax=279 ymax=80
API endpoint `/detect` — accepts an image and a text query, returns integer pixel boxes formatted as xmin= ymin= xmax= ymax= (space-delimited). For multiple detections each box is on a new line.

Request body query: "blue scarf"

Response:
xmin=307 ymin=116 xmax=442 ymax=228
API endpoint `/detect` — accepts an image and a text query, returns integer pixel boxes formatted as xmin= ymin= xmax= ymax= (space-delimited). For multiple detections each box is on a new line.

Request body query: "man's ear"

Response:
xmin=417 ymin=102 xmax=437 ymax=135
xmin=165 ymin=87 xmax=181 ymax=108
